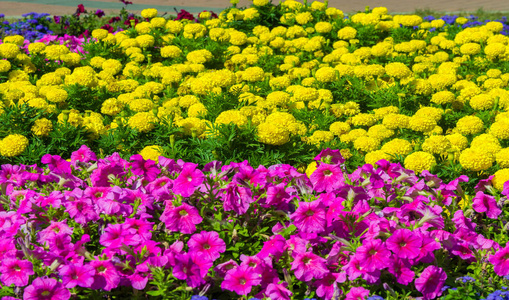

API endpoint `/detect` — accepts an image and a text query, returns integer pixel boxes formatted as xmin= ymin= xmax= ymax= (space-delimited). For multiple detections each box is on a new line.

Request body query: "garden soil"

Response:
xmin=0 ymin=0 xmax=508 ymax=18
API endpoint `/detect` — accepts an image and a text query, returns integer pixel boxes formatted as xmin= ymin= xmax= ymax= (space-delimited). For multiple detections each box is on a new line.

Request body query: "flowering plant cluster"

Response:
xmin=1 ymin=1 xmax=509 ymax=193
xmin=0 ymin=12 xmax=54 ymax=41
xmin=0 ymin=146 xmax=508 ymax=300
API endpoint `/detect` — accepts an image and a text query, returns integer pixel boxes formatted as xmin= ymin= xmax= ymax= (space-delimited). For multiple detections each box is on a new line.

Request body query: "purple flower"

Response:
xmin=90 ymin=259 xmax=120 ymax=291
xmin=414 ymin=266 xmax=447 ymax=300
xmin=59 ymin=263 xmax=95 ymax=288
xmin=489 ymin=244 xmax=509 ymax=276
xmin=70 ymin=145 xmax=97 ymax=165
xmin=129 ymin=154 xmax=161 ymax=181
xmin=314 ymin=148 xmax=345 ymax=165
xmin=221 ymin=182 xmax=254 ymax=215
xmin=95 ymin=9 xmax=105 ymax=17
xmin=314 ymin=272 xmax=346 ymax=299
xmin=290 ymin=251 xmax=328 ymax=281
xmin=387 ymin=258 xmax=415 ymax=286
xmin=386 ymin=228 xmax=422 ymax=259
xmin=355 ymin=239 xmax=392 ymax=272
xmin=265 ymin=282 xmax=292 ymax=300
xmin=188 ymin=231 xmax=226 ymax=262
xmin=472 ymin=191 xmax=501 ymax=219
xmin=160 ymin=202 xmax=202 ymax=234
xmin=41 ymin=154 xmax=72 ymax=174
xmin=23 ymin=277 xmax=71 ymax=300
xmin=221 ymin=265 xmax=262 ymax=295
xmin=0 ymin=258 xmax=34 ymax=286
xmin=173 ymin=252 xmax=212 ymax=287
xmin=310 ymin=163 xmax=344 ymax=192
xmin=345 ymin=287 xmax=370 ymax=300
xmin=172 ymin=163 xmax=204 ymax=197
xmin=290 ymin=200 xmax=326 ymax=234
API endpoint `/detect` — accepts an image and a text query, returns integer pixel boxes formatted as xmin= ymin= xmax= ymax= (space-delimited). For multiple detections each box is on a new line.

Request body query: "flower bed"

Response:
xmin=0 ymin=146 xmax=508 ymax=300
xmin=1 ymin=2 xmax=509 ymax=191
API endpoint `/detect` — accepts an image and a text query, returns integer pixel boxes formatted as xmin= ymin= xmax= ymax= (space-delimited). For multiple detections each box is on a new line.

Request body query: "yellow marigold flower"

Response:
xmin=139 ymin=145 xmax=163 ymax=163
xmin=295 ymin=12 xmax=313 ymax=25
xmin=0 ymin=43 xmax=20 ymax=59
xmin=459 ymin=148 xmax=494 ymax=171
xmin=128 ymin=112 xmax=158 ymax=132
xmin=415 ymin=107 xmax=444 ymax=123
xmin=339 ymin=128 xmax=367 ymax=143
xmin=129 ymin=98 xmax=153 ymax=112
xmin=257 ymin=122 xmax=290 ymax=146
xmin=365 ymin=150 xmax=392 ymax=165
xmin=151 ymin=17 xmax=166 ymax=27
xmin=92 ymin=29 xmax=109 ymax=40
xmin=381 ymin=138 xmax=413 ymax=156
xmin=404 ymin=151 xmax=436 ymax=174
xmin=460 ymin=43 xmax=481 ymax=55
xmin=243 ymin=67 xmax=265 ymax=82
xmin=176 ymin=117 xmax=207 ymax=136
xmin=456 ymin=17 xmax=468 ymax=25
xmin=101 ymin=98 xmax=124 ymax=116
xmin=315 ymin=22 xmax=333 ymax=33
xmin=292 ymin=86 xmax=319 ymax=102
xmin=446 ymin=133 xmax=468 ymax=152
xmin=307 ymin=130 xmax=334 ymax=146
xmin=367 ymin=124 xmax=394 ymax=140
xmin=31 ymin=118 xmax=53 ymax=137
xmin=431 ymin=91 xmax=455 ymax=105
xmin=329 ymin=121 xmax=350 ymax=136
xmin=315 ymin=67 xmax=336 ymax=82
xmin=471 ymin=134 xmax=501 ymax=157
xmin=490 ymin=121 xmax=509 ymax=140
xmin=141 ymin=8 xmax=158 ymax=19
xmin=45 ymin=87 xmax=68 ymax=103
xmin=385 ymin=62 xmax=412 ymax=79
xmin=354 ymin=136 xmax=380 ymax=152
xmin=0 ymin=133 xmax=28 ymax=158
xmin=188 ymin=103 xmax=208 ymax=118
xmin=493 ymin=168 xmax=509 ymax=191
xmin=456 ymin=116 xmax=484 ymax=135
xmin=337 ymin=26 xmax=357 ymax=40
xmin=496 ymin=148 xmax=509 ymax=168
xmin=421 ymin=135 xmax=451 ymax=155
xmin=253 ymin=0 xmax=270 ymax=6
xmin=470 ymin=94 xmax=494 ymax=110
xmin=408 ymin=116 xmax=436 ymax=132
xmin=215 ymin=110 xmax=248 ymax=127
xmin=350 ymin=113 xmax=377 ymax=127
xmin=485 ymin=43 xmax=506 ymax=58
xmin=0 ymin=60 xmax=11 ymax=73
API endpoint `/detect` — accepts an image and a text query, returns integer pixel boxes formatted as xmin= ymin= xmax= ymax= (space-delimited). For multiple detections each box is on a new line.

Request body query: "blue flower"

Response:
xmin=190 ymin=296 xmax=208 ymax=300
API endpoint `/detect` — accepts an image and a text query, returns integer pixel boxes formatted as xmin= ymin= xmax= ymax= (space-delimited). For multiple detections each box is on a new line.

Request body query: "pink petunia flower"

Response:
xmin=221 ymin=265 xmax=262 ymax=296
xmin=472 ymin=191 xmax=502 ymax=219
xmin=414 ymin=266 xmax=447 ymax=300
xmin=172 ymin=163 xmax=204 ymax=197
xmin=265 ymin=282 xmax=292 ymax=300
xmin=290 ymin=200 xmax=327 ymax=234
xmin=355 ymin=239 xmax=392 ymax=272
xmin=386 ymin=228 xmax=422 ymax=259
xmin=160 ymin=202 xmax=203 ymax=234
xmin=188 ymin=231 xmax=226 ymax=262
xmin=345 ymin=286 xmax=370 ymax=300
xmin=387 ymin=258 xmax=415 ymax=286
xmin=315 ymin=272 xmax=347 ymax=300
xmin=489 ymin=244 xmax=509 ymax=276
xmin=129 ymin=154 xmax=161 ymax=181
xmin=0 ymin=258 xmax=34 ymax=287
xmin=290 ymin=251 xmax=328 ymax=281
xmin=71 ymin=145 xmax=97 ymax=165
xmin=310 ymin=163 xmax=344 ymax=193
xmin=23 ymin=277 xmax=71 ymax=300
xmin=90 ymin=259 xmax=120 ymax=291
xmin=59 ymin=263 xmax=96 ymax=288
xmin=173 ymin=252 xmax=212 ymax=288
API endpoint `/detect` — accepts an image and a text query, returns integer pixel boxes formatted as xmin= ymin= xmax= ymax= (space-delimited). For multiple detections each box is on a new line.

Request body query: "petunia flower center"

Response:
xmin=369 ymin=249 xmax=377 ymax=255
xmin=179 ymin=210 xmax=188 ymax=216
xmin=323 ymin=170 xmax=332 ymax=176
xmin=41 ymin=291 xmax=51 ymax=296
xmin=399 ymin=242 xmax=407 ymax=247
xmin=306 ymin=210 xmax=314 ymax=216
xmin=203 ymin=243 xmax=210 ymax=250
xmin=302 ymin=257 xmax=311 ymax=264
xmin=239 ymin=278 xmax=246 ymax=285
xmin=14 ymin=265 xmax=21 ymax=271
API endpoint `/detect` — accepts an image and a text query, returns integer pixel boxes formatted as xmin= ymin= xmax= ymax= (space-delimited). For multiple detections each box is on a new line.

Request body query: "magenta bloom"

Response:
xmin=59 ymin=263 xmax=96 ymax=288
xmin=345 ymin=286 xmax=370 ymax=300
xmin=290 ymin=200 xmax=327 ymax=234
xmin=386 ymin=228 xmax=422 ymax=259
xmin=172 ymin=163 xmax=204 ymax=197
xmin=173 ymin=252 xmax=212 ymax=288
xmin=0 ymin=258 xmax=34 ymax=286
xmin=188 ymin=231 xmax=226 ymax=262
xmin=23 ymin=277 xmax=71 ymax=300
xmin=315 ymin=272 xmax=347 ymax=300
xmin=129 ymin=154 xmax=161 ymax=181
xmin=290 ymin=251 xmax=328 ymax=281
xmin=387 ymin=258 xmax=415 ymax=286
xmin=41 ymin=154 xmax=72 ymax=174
xmin=489 ymin=245 xmax=509 ymax=276
xmin=414 ymin=266 xmax=447 ymax=300
xmin=355 ymin=239 xmax=392 ymax=272
xmin=472 ymin=191 xmax=501 ymax=219
xmin=221 ymin=182 xmax=254 ymax=215
xmin=221 ymin=265 xmax=262 ymax=296
xmin=265 ymin=282 xmax=292 ymax=300
xmin=160 ymin=202 xmax=202 ymax=234
xmin=90 ymin=260 xmax=120 ymax=291
xmin=71 ymin=145 xmax=97 ymax=164
xmin=257 ymin=235 xmax=286 ymax=260
xmin=310 ymin=163 xmax=344 ymax=192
